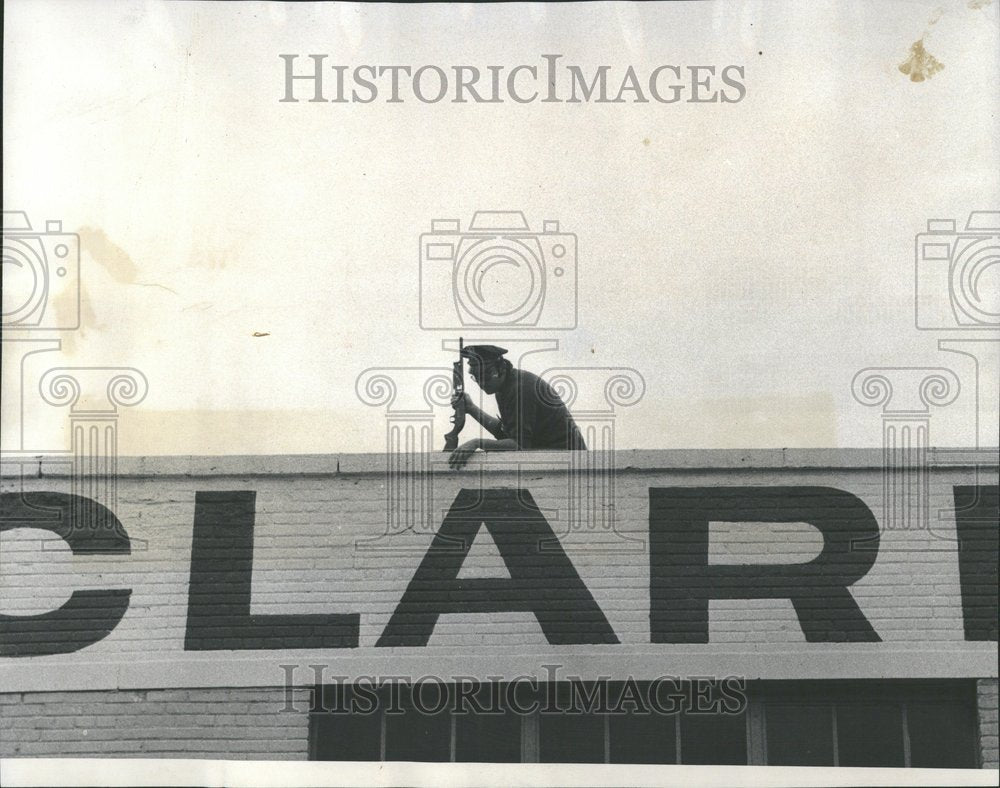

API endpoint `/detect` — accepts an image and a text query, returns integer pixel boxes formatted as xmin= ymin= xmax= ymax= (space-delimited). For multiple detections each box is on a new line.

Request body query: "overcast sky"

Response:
xmin=3 ymin=0 xmax=998 ymax=455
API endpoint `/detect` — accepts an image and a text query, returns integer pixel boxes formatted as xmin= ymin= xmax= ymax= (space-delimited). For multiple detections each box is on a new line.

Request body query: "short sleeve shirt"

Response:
xmin=494 ymin=369 xmax=587 ymax=450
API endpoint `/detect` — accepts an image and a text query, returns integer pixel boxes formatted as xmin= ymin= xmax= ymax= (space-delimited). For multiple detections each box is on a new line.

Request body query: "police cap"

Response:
xmin=460 ymin=344 xmax=508 ymax=365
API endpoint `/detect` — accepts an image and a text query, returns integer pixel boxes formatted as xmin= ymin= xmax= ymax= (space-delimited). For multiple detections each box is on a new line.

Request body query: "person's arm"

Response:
xmin=478 ymin=438 xmax=518 ymax=451
xmin=449 ymin=379 xmax=540 ymax=468
xmin=448 ymin=393 xmax=517 ymax=468
xmin=447 ymin=436 xmax=519 ymax=469
xmin=455 ymin=394 xmax=506 ymax=439
xmin=465 ymin=397 xmax=503 ymax=443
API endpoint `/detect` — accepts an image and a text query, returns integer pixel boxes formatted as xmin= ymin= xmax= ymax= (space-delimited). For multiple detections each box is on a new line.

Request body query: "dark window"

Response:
xmin=454 ymin=683 xmax=521 ymax=763
xmin=384 ymin=683 xmax=451 ymax=762
xmin=765 ymin=703 xmax=834 ymax=766
xmin=311 ymin=684 xmax=381 ymax=761
xmin=311 ymin=708 xmax=381 ymax=761
xmin=836 ymin=704 xmax=904 ymax=767
xmin=609 ymin=710 xmax=677 ymax=763
xmin=539 ymin=682 xmax=605 ymax=763
xmin=908 ymin=702 xmax=977 ymax=769
xmin=308 ymin=679 xmax=980 ymax=768
xmin=680 ymin=709 xmax=748 ymax=765
xmin=757 ymin=681 xmax=978 ymax=769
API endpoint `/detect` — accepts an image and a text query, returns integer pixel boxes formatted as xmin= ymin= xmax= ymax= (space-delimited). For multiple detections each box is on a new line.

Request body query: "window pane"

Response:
xmin=607 ymin=681 xmax=677 ymax=764
xmin=908 ymin=703 xmax=977 ymax=769
xmin=312 ymin=711 xmax=382 ymax=761
xmin=766 ymin=704 xmax=834 ymax=766
xmin=540 ymin=713 xmax=605 ymax=763
xmin=454 ymin=683 xmax=521 ymax=763
xmin=609 ymin=712 xmax=677 ymax=763
xmin=680 ymin=709 xmax=747 ymax=765
xmin=539 ymin=682 xmax=605 ymax=763
xmin=836 ymin=704 xmax=904 ymax=767
xmin=384 ymin=684 xmax=451 ymax=762
xmin=311 ymin=685 xmax=381 ymax=761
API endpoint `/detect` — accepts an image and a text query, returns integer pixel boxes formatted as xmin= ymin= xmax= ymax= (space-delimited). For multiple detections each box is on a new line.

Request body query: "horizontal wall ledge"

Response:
xmin=1 ymin=644 xmax=997 ymax=694
xmin=1 ymin=448 xmax=998 ymax=479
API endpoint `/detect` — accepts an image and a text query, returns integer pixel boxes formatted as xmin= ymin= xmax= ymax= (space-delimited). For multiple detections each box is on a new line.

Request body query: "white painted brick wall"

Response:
xmin=1 ymin=450 xmax=996 ymax=761
xmin=0 ymin=688 xmax=309 ymax=758
xmin=978 ymin=679 xmax=999 ymax=768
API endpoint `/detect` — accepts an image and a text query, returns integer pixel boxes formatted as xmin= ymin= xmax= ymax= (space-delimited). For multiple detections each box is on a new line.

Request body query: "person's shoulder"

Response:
xmin=514 ymin=367 xmax=546 ymax=392
xmin=518 ymin=368 xmax=563 ymax=403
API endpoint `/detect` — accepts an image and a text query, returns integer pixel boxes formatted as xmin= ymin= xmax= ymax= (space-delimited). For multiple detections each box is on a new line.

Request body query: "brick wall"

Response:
xmin=1 ymin=449 xmax=996 ymax=761
xmin=979 ymin=679 xmax=1000 ymax=768
xmin=0 ymin=688 xmax=309 ymax=758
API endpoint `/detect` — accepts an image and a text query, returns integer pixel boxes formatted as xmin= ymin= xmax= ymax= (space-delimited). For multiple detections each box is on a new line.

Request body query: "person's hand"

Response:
xmin=448 ymin=438 xmax=481 ymax=470
xmin=451 ymin=392 xmax=473 ymax=410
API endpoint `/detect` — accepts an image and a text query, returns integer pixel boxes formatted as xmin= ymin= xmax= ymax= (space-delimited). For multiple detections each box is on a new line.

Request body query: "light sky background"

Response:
xmin=3 ymin=0 xmax=998 ymax=455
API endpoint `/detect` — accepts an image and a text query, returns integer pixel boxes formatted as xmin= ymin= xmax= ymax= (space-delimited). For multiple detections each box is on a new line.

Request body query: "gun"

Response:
xmin=443 ymin=337 xmax=466 ymax=451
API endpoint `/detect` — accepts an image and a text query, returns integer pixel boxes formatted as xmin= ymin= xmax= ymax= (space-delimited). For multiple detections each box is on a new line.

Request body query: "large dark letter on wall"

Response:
xmin=376 ymin=489 xmax=618 ymax=646
xmin=0 ymin=492 xmax=131 ymax=657
xmin=185 ymin=491 xmax=359 ymax=650
xmin=649 ymin=486 xmax=880 ymax=643
xmin=954 ymin=485 xmax=999 ymax=641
